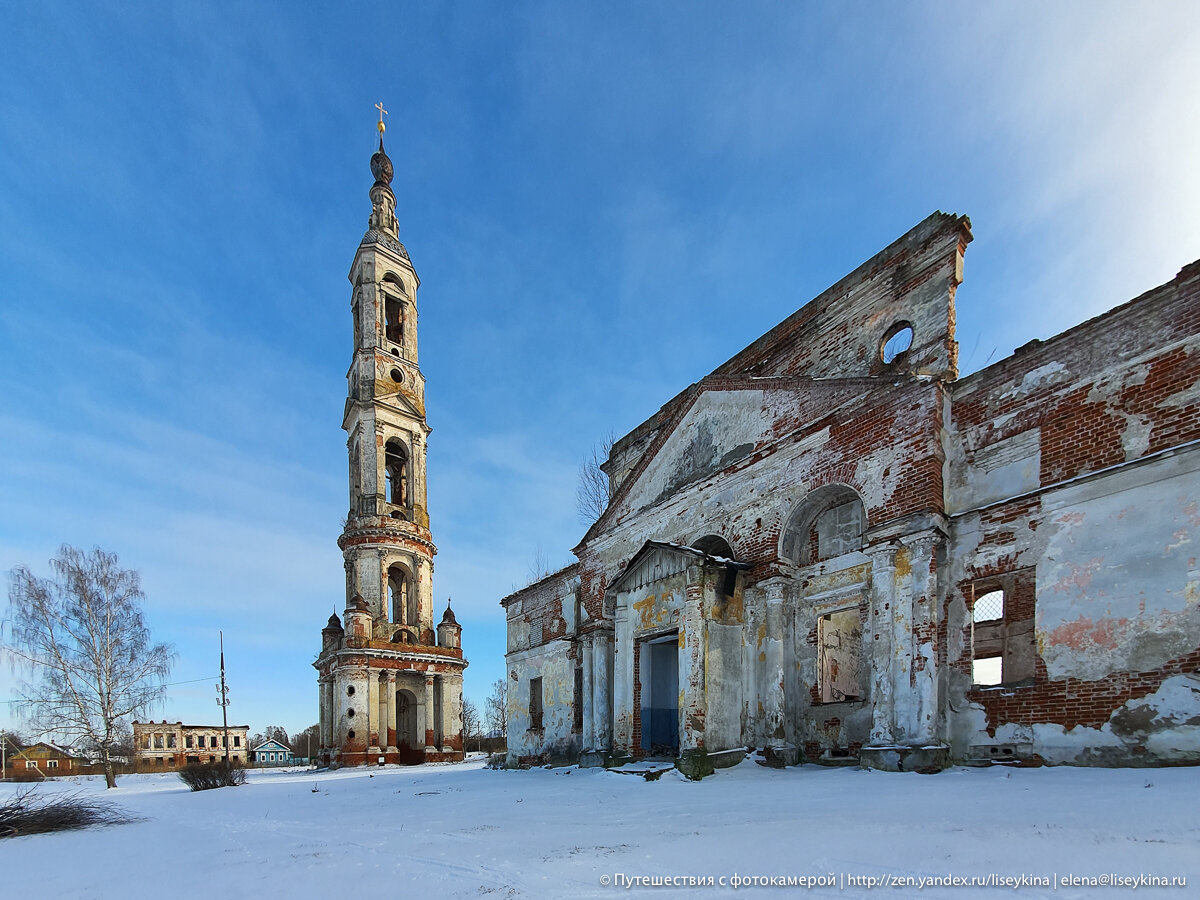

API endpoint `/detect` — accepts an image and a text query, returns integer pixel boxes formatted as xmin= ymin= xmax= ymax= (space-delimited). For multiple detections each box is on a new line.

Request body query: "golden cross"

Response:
xmin=375 ymin=102 xmax=388 ymax=134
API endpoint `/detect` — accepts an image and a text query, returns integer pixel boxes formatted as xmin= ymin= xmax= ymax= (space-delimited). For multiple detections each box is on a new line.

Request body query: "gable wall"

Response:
xmin=582 ymin=378 xmax=945 ymax=618
xmin=605 ymin=212 xmax=969 ymax=500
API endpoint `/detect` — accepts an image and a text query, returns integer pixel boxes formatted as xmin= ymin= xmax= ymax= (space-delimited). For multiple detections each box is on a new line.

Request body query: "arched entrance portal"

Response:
xmin=396 ymin=688 xmax=423 ymax=765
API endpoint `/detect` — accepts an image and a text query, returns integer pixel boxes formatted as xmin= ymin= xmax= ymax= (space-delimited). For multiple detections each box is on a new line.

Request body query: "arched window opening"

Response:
xmin=385 ymin=440 xmax=409 ymax=508
xmin=781 ymin=486 xmax=866 ymax=566
xmin=880 ymin=322 xmax=914 ymax=364
xmin=690 ymin=534 xmax=734 ymax=559
xmin=385 ymin=295 xmax=404 ymax=346
xmin=388 ymin=565 xmax=411 ymax=625
xmin=691 ymin=535 xmax=738 ymax=597
xmin=972 ymin=589 xmax=1004 ymax=623
xmin=383 ymin=276 xmax=405 ymax=348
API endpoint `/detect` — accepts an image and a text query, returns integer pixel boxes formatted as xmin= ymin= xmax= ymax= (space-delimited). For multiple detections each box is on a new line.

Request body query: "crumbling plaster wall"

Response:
xmin=502 ymin=566 xmax=581 ymax=765
xmin=778 ymin=562 xmax=875 ymax=759
xmin=943 ymin=262 xmax=1200 ymax=765
xmin=582 ymin=375 xmax=948 ymax=762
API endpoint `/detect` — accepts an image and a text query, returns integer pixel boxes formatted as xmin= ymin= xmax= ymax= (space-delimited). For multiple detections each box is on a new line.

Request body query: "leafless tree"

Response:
xmin=264 ymin=724 xmax=290 ymax=747
xmin=485 ymin=677 xmax=507 ymax=740
xmin=576 ymin=432 xmax=615 ymax=526
xmin=4 ymin=546 xmax=175 ymax=789
xmin=461 ymin=698 xmax=481 ymax=752
xmin=1 ymin=729 xmax=26 ymax=755
xmin=77 ymin=723 xmax=134 ymax=766
xmin=1 ymin=730 xmax=25 ymax=779
xmin=527 ymin=545 xmax=554 ymax=584
xmin=291 ymin=723 xmax=319 ymax=760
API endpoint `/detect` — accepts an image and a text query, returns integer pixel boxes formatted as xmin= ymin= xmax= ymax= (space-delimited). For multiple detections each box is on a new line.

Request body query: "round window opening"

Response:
xmin=347 ymin=729 xmax=356 ymax=740
xmin=390 ymin=367 xmax=404 ymax=383
xmin=346 ymin=708 xmax=356 ymax=718
xmin=881 ymin=324 xmax=914 ymax=364
xmin=346 ymin=686 xmax=355 ymax=696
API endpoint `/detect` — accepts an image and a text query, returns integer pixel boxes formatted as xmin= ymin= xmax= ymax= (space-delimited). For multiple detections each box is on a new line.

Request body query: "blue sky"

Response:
xmin=2 ymin=1 xmax=1198 ymax=738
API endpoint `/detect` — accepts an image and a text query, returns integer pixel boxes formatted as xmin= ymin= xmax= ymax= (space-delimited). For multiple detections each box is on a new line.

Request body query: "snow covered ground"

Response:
xmin=1 ymin=756 xmax=1196 ymax=898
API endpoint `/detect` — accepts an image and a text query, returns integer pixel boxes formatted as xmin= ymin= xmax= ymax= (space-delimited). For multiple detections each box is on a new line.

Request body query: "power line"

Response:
xmin=1 ymin=674 xmax=220 ymax=705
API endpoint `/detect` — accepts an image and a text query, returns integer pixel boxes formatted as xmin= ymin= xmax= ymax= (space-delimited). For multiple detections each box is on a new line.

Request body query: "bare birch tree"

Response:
xmin=4 ymin=546 xmax=175 ymax=788
xmin=576 ymin=432 xmax=614 ymax=526
xmin=485 ymin=677 xmax=507 ymax=740
xmin=461 ymin=697 xmax=481 ymax=752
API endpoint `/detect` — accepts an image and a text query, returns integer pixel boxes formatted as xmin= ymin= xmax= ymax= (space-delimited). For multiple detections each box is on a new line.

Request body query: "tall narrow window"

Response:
xmin=573 ymin=665 xmax=584 ymax=733
xmin=389 ymin=566 xmax=409 ymax=624
xmin=385 ymin=440 xmax=409 ymax=507
xmin=349 ymin=438 xmax=362 ymax=512
xmin=529 ymin=677 xmax=544 ymax=730
xmin=385 ymin=295 xmax=404 ymax=346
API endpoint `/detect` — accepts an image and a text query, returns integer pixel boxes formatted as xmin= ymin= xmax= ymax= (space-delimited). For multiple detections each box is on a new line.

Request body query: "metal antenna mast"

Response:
xmin=217 ymin=631 xmax=231 ymax=763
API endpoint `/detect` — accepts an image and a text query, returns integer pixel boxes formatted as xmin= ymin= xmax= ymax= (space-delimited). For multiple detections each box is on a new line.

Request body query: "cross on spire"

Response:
xmin=375 ymin=101 xmax=388 ymax=135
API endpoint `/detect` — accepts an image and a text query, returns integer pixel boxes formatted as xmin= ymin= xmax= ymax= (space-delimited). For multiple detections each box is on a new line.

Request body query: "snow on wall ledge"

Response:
xmin=966 ymin=674 xmax=1200 ymax=766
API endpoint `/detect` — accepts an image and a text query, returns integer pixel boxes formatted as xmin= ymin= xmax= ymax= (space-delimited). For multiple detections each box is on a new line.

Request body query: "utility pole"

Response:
xmin=1 ymin=729 xmax=7 ymax=780
xmin=216 ymin=632 xmax=231 ymax=764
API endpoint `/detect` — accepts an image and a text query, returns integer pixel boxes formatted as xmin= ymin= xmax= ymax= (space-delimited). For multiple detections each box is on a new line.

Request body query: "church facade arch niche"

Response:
xmin=779 ymin=483 xmax=867 ymax=567
xmin=689 ymin=533 xmax=742 ymax=612
xmin=689 ymin=533 xmax=735 ymax=560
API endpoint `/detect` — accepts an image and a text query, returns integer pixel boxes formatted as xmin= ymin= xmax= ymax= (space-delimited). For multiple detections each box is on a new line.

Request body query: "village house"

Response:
xmin=132 ymin=720 xmax=250 ymax=770
xmin=502 ymin=212 xmax=1200 ymax=775
xmin=250 ymin=738 xmax=295 ymax=767
xmin=9 ymin=742 xmax=90 ymax=777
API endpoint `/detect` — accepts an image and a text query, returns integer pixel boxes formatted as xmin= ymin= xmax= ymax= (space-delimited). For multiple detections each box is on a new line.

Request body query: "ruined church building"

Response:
xmin=503 ymin=212 xmax=1200 ymax=774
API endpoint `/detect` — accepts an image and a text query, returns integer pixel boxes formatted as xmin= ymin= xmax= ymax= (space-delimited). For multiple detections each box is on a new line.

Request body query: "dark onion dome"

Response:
xmin=325 ymin=612 xmax=343 ymax=630
xmin=440 ymin=601 xmax=459 ymax=626
xmin=370 ymin=137 xmax=394 ymax=186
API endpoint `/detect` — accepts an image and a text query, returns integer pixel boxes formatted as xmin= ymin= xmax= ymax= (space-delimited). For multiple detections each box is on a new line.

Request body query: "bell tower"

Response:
xmin=315 ymin=108 xmax=466 ymax=767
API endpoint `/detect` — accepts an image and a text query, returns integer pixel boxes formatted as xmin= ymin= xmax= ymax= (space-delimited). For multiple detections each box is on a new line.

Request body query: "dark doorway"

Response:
xmin=641 ymin=635 xmax=679 ymax=757
xmin=396 ymin=688 xmax=423 ymax=765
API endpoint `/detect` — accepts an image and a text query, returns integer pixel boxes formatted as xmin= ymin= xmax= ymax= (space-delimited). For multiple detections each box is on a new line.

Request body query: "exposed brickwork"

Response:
xmin=951 ymin=266 xmax=1200 ymax=488
xmin=969 ymin=650 xmax=1200 ymax=735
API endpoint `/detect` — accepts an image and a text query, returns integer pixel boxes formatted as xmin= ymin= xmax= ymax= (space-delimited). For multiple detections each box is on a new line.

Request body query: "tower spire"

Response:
xmin=368 ymin=103 xmax=397 ymax=237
